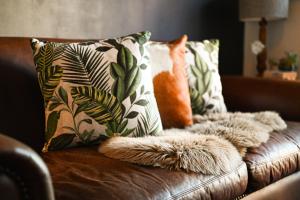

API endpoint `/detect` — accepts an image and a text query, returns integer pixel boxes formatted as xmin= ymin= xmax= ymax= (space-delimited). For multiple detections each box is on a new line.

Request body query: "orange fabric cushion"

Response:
xmin=151 ymin=35 xmax=193 ymax=128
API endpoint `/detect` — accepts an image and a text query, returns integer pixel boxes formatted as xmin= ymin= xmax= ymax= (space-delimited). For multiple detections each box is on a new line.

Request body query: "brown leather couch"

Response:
xmin=242 ymin=171 xmax=300 ymax=200
xmin=0 ymin=38 xmax=299 ymax=200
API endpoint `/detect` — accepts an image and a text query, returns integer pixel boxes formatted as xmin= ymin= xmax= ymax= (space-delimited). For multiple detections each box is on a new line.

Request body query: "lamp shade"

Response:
xmin=239 ymin=0 xmax=289 ymax=21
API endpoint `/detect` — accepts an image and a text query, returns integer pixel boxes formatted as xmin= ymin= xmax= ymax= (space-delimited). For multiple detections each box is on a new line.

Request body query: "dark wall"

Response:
xmin=1 ymin=0 xmax=244 ymax=75
xmin=144 ymin=0 xmax=244 ymax=75
xmin=199 ymin=0 xmax=244 ymax=75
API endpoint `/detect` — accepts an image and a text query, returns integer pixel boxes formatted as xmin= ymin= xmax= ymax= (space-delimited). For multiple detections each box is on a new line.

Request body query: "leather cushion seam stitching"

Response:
xmin=0 ymin=165 xmax=30 ymax=200
xmin=246 ymin=151 xmax=300 ymax=169
xmin=168 ymin=162 xmax=246 ymax=200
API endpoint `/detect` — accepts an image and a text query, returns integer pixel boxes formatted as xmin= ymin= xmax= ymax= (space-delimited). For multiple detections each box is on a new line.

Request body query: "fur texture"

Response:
xmin=191 ymin=111 xmax=286 ymax=156
xmin=100 ymin=131 xmax=241 ymax=175
xmin=99 ymin=111 xmax=286 ymax=175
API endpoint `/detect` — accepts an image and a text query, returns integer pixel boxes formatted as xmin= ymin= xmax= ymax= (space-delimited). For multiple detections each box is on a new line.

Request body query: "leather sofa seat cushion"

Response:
xmin=43 ymin=147 xmax=248 ymax=200
xmin=244 ymin=121 xmax=300 ymax=192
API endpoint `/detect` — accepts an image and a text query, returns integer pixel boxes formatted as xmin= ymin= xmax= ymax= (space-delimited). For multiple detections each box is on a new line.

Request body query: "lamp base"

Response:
xmin=256 ymin=53 xmax=267 ymax=77
xmin=256 ymin=18 xmax=268 ymax=77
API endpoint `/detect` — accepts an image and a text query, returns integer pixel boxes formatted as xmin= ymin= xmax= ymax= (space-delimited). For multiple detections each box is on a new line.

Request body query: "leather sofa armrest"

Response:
xmin=242 ymin=171 xmax=300 ymax=200
xmin=221 ymin=76 xmax=300 ymax=121
xmin=0 ymin=134 xmax=54 ymax=200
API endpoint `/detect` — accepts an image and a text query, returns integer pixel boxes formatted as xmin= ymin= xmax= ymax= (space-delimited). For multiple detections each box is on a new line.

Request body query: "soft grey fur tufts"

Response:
xmin=99 ymin=111 xmax=286 ymax=175
xmin=99 ymin=132 xmax=241 ymax=175
xmin=191 ymin=111 xmax=287 ymax=156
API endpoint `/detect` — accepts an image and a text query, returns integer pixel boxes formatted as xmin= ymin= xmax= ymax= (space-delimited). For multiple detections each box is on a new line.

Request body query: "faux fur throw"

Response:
xmin=99 ymin=111 xmax=286 ymax=175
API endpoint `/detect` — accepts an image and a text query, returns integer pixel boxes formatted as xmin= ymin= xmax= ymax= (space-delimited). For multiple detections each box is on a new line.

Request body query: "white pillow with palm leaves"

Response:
xmin=186 ymin=40 xmax=227 ymax=115
xmin=31 ymin=31 xmax=163 ymax=152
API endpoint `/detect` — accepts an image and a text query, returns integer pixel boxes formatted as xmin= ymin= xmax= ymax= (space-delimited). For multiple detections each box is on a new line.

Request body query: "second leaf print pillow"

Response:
xmin=31 ymin=32 xmax=163 ymax=152
xmin=186 ymin=40 xmax=227 ymax=115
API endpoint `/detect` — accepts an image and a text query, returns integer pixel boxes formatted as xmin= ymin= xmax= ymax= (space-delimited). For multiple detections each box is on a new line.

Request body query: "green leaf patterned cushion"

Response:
xmin=31 ymin=31 xmax=163 ymax=152
xmin=186 ymin=39 xmax=227 ymax=114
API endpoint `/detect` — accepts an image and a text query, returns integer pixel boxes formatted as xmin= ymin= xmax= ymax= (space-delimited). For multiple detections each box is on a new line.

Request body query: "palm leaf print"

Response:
xmin=71 ymin=86 xmax=123 ymax=125
xmin=134 ymin=96 xmax=161 ymax=137
xmin=34 ymin=43 xmax=66 ymax=106
xmin=61 ymin=44 xmax=110 ymax=91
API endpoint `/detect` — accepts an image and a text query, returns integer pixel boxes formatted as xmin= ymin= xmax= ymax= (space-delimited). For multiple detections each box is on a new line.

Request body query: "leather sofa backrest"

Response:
xmin=222 ymin=76 xmax=300 ymax=121
xmin=0 ymin=38 xmax=81 ymax=152
xmin=0 ymin=38 xmax=44 ymax=151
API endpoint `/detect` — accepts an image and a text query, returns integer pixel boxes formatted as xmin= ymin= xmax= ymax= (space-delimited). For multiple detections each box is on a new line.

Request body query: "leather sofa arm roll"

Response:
xmin=221 ymin=76 xmax=300 ymax=121
xmin=242 ymin=171 xmax=300 ymax=200
xmin=0 ymin=134 xmax=54 ymax=200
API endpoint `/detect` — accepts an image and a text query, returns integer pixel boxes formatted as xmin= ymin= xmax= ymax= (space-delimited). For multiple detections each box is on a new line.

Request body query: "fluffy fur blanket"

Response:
xmin=99 ymin=111 xmax=286 ymax=175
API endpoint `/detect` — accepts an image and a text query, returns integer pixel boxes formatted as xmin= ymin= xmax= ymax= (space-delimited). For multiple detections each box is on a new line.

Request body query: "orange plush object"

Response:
xmin=151 ymin=35 xmax=193 ymax=128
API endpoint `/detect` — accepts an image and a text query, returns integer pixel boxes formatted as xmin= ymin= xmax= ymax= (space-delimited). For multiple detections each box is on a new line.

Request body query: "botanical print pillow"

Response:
xmin=147 ymin=35 xmax=193 ymax=128
xmin=186 ymin=39 xmax=227 ymax=115
xmin=31 ymin=32 xmax=163 ymax=152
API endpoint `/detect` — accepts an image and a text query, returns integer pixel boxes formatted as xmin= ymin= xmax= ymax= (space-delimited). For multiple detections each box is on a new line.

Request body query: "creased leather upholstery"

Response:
xmin=244 ymin=121 xmax=300 ymax=192
xmin=43 ymin=147 xmax=248 ymax=200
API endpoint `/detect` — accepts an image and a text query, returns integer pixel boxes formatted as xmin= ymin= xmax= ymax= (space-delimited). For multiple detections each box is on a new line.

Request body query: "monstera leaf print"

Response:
xmin=34 ymin=43 xmax=66 ymax=106
xmin=187 ymin=45 xmax=213 ymax=114
xmin=110 ymin=45 xmax=142 ymax=102
xmin=71 ymin=86 xmax=123 ymax=125
xmin=61 ymin=44 xmax=110 ymax=91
